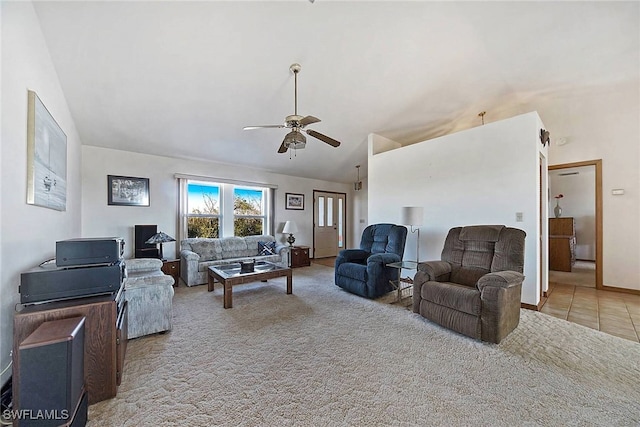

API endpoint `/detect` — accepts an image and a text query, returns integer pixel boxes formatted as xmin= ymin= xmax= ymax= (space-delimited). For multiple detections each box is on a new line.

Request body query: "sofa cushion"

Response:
xmin=258 ymin=241 xmax=276 ymax=256
xmin=220 ymin=237 xmax=253 ymax=258
xmin=450 ymin=265 xmax=490 ymax=287
xmin=190 ymin=240 xmax=222 ymax=261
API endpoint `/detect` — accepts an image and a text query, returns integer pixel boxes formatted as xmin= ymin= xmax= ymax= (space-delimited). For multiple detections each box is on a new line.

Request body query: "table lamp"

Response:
xmin=145 ymin=231 xmax=175 ymax=260
xmin=282 ymin=221 xmax=298 ymax=247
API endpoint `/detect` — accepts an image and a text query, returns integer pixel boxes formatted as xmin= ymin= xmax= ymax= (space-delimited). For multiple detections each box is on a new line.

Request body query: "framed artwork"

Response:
xmin=285 ymin=193 xmax=304 ymax=210
xmin=26 ymin=90 xmax=67 ymax=211
xmin=108 ymin=175 xmax=150 ymax=206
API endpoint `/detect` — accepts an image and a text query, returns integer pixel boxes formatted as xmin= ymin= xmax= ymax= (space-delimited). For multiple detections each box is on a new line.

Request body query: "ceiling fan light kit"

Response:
xmin=283 ymin=130 xmax=306 ymax=151
xmin=244 ymin=63 xmax=342 ymax=155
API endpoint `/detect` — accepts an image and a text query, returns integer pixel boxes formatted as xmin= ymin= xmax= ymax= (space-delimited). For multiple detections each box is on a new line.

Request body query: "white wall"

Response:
xmin=0 ymin=2 xmax=83 ymax=384
xmin=549 ymin=166 xmax=596 ymax=261
xmin=368 ymin=112 xmax=548 ymax=306
xmin=544 ymin=81 xmax=639 ymax=290
xmin=81 ymin=146 xmax=353 ymax=259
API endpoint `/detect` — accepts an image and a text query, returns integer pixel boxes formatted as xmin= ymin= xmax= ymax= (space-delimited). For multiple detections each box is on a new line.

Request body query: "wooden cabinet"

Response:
xmin=550 ymin=217 xmax=575 ymax=236
xmin=549 ymin=217 xmax=576 ymax=272
xmin=13 ymin=289 xmax=127 ymax=406
xmin=290 ymin=246 xmax=310 ymax=268
xmin=162 ymin=259 xmax=180 ymax=286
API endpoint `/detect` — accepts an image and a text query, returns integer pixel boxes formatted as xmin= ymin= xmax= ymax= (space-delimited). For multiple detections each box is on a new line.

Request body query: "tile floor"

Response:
xmin=541 ymin=282 xmax=640 ymax=342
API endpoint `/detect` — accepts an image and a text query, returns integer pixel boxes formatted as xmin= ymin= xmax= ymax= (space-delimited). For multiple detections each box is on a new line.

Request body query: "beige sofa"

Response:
xmin=180 ymin=235 xmax=289 ymax=286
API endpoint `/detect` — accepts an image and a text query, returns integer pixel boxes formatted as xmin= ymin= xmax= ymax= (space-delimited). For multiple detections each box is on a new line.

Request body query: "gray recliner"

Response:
xmin=413 ymin=225 xmax=526 ymax=344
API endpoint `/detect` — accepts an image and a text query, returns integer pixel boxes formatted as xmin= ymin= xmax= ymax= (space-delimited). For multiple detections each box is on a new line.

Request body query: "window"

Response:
xmin=179 ymin=176 xmax=273 ymax=240
xmin=187 ymin=182 xmax=220 ymax=238
xmin=318 ymin=196 xmax=325 ymax=227
xmin=234 ymin=187 xmax=266 ymax=237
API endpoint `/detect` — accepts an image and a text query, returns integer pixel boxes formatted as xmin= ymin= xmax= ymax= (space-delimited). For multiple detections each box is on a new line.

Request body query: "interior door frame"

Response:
xmin=548 ymin=159 xmax=602 ymax=289
xmin=312 ymin=190 xmax=347 ymax=259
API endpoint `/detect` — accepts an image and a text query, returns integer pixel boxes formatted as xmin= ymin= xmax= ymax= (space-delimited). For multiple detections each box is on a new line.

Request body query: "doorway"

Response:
xmin=548 ymin=160 xmax=603 ymax=289
xmin=313 ymin=190 xmax=346 ymax=258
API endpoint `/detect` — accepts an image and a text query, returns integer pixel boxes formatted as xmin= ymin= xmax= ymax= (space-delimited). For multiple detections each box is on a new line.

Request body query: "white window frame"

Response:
xmin=176 ymin=174 xmax=276 ymax=242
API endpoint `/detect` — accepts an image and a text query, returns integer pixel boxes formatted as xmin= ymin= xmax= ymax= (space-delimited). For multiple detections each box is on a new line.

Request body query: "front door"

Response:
xmin=313 ymin=191 xmax=346 ymax=258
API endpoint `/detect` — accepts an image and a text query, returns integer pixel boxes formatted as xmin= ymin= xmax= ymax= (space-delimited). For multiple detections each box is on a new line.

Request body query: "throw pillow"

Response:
xmin=258 ymin=241 xmax=277 ymax=256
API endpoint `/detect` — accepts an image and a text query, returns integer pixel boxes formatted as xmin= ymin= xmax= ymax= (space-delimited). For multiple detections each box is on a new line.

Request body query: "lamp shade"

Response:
xmin=401 ymin=207 xmax=424 ymax=227
xmin=282 ymin=221 xmax=298 ymax=234
xmin=145 ymin=231 xmax=176 ymax=244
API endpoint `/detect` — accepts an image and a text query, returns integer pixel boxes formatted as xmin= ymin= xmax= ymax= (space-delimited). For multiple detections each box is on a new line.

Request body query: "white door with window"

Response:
xmin=313 ymin=191 xmax=346 ymax=258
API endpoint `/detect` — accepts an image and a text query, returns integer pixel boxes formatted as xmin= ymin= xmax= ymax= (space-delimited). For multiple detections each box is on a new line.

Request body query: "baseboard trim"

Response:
xmin=521 ymin=301 xmax=543 ymax=311
xmin=601 ymin=285 xmax=640 ymax=295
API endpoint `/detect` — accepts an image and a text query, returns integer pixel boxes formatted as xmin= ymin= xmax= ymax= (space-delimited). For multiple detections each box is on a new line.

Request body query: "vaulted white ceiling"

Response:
xmin=32 ymin=1 xmax=639 ymax=183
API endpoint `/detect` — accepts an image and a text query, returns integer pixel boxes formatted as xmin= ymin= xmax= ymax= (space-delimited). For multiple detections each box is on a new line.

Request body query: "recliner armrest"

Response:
xmin=477 ymin=271 xmax=524 ymax=291
xmin=367 ymin=253 xmax=401 ymax=265
xmin=337 ymin=249 xmax=370 ymax=263
xmin=417 ymin=261 xmax=452 ymax=282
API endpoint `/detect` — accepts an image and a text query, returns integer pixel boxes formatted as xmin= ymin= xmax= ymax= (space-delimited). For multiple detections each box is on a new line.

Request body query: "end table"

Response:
xmin=161 ymin=259 xmax=180 ymax=286
xmin=290 ymin=246 xmax=310 ymax=268
xmin=387 ymin=261 xmax=419 ymax=306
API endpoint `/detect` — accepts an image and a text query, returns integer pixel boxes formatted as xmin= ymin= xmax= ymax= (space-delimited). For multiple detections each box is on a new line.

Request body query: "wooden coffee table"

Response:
xmin=207 ymin=261 xmax=292 ymax=309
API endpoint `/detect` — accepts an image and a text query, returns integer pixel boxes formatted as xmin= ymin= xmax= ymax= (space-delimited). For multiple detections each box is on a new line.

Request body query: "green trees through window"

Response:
xmin=234 ymin=188 xmax=264 ymax=237
xmin=187 ymin=192 xmax=220 ymax=238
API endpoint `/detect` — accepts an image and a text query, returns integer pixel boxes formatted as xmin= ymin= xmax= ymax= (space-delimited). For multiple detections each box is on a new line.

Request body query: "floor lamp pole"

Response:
xmin=411 ymin=226 xmax=420 ymax=264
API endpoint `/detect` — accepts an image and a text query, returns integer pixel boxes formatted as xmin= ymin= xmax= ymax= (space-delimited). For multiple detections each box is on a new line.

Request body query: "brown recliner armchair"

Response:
xmin=412 ymin=225 xmax=526 ymax=343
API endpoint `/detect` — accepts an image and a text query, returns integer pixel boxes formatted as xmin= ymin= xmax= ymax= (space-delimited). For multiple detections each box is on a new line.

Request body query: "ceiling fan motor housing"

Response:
xmin=285 ymin=115 xmax=304 ymax=127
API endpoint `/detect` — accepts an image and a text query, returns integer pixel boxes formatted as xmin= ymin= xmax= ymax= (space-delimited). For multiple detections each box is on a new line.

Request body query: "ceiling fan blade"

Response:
xmin=277 ymin=139 xmax=289 ymax=154
xmin=299 ymin=115 xmax=321 ymax=127
xmin=243 ymin=124 xmax=285 ymax=130
xmin=305 ymin=129 xmax=341 ymax=147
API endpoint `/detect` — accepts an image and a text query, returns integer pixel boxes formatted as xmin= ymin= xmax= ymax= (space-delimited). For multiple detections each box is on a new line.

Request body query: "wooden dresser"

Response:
xmin=549 ymin=217 xmax=576 ymax=272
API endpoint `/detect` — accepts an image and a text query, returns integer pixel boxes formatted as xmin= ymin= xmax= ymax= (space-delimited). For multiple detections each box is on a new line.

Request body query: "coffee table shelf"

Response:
xmin=207 ymin=261 xmax=292 ymax=309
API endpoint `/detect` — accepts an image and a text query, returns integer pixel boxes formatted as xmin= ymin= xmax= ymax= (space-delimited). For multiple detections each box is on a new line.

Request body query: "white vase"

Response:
xmin=554 ymin=200 xmax=562 ymax=218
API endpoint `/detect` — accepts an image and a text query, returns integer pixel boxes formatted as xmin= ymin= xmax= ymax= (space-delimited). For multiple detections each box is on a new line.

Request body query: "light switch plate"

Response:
xmin=516 ymin=212 xmax=523 ymax=222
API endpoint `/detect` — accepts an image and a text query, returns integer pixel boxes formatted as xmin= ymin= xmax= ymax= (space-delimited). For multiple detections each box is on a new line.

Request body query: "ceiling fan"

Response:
xmin=243 ymin=63 xmax=342 ymax=154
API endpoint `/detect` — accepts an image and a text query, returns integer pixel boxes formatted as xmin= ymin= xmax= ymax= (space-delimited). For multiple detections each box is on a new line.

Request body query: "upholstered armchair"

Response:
xmin=335 ymin=223 xmax=408 ymax=299
xmin=413 ymin=225 xmax=526 ymax=344
xmin=124 ymin=258 xmax=174 ymax=339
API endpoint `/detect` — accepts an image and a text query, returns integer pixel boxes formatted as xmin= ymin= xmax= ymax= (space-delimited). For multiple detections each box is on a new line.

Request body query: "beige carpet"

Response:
xmin=88 ymin=265 xmax=640 ymax=426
